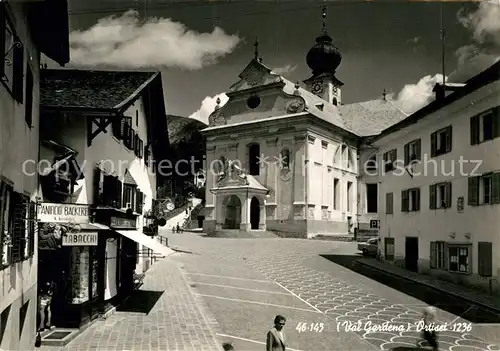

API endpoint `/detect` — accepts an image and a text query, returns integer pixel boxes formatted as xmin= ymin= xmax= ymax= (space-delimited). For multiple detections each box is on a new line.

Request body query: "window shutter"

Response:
xmin=401 ymin=190 xmax=409 ymax=212
xmin=144 ymin=145 xmax=149 ymax=166
xmin=445 ymin=182 xmax=452 ymax=208
xmin=430 ymin=242 xmax=436 ymax=269
xmin=112 ymin=118 xmax=122 ymax=139
xmin=415 ymin=189 xmax=420 ymax=211
xmin=478 ymin=242 xmax=493 ymax=277
xmin=429 ymin=184 xmax=436 ymax=210
xmin=470 ymin=115 xmax=480 ymax=145
xmin=445 ymin=126 xmax=452 ymax=153
xmin=492 ymin=107 xmax=500 ymax=139
xmin=468 ymin=176 xmax=480 ymax=206
xmin=492 ymin=173 xmax=500 ymax=204
xmin=117 ymin=180 xmax=123 ymax=207
xmin=0 ymin=7 xmax=6 ymax=78
xmin=415 ymin=139 xmax=421 ymax=160
xmin=12 ymin=39 xmax=24 ymax=103
xmin=443 ymin=242 xmax=449 ymax=270
xmin=25 ymin=65 xmax=33 ymax=127
xmin=404 ymin=143 xmax=409 ymax=165
xmin=11 ymin=193 xmax=26 ymax=263
xmin=28 ymin=202 xmax=35 ymax=257
xmin=93 ymin=167 xmax=102 ymax=205
xmin=430 ymin=132 xmax=437 ymax=157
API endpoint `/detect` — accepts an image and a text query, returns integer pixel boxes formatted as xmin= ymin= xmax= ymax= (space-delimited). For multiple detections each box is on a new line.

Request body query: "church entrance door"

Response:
xmin=224 ymin=195 xmax=241 ymax=229
xmin=250 ymin=196 xmax=260 ymax=230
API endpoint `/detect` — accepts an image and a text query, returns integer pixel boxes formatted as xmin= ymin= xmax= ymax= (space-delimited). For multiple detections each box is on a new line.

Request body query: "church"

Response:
xmin=201 ymin=8 xmax=407 ymax=238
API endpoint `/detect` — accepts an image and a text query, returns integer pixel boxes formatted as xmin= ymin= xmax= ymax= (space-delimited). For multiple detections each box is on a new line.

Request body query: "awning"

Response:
xmin=116 ymin=230 xmax=174 ymax=257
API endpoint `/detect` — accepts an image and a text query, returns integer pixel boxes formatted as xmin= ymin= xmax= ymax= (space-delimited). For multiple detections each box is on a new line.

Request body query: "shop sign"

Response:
xmin=110 ymin=216 xmax=136 ymax=229
xmin=38 ymin=203 xmax=90 ymax=223
xmin=62 ymin=233 xmax=98 ymax=246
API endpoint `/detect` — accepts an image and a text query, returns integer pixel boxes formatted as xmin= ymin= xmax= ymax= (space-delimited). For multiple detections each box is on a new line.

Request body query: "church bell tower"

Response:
xmin=304 ymin=6 xmax=343 ymax=106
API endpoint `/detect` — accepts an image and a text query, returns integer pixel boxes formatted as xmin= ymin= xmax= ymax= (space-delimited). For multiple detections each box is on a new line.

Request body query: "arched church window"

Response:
xmin=248 ymin=144 xmax=260 ymax=176
xmin=280 ymin=149 xmax=290 ymax=170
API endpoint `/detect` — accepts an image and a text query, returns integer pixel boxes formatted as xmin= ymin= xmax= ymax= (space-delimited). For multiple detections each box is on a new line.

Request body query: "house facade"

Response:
xmin=37 ymin=69 xmax=172 ymax=338
xmin=373 ymin=62 xmax=500 ymax=292
xmin=0 ymin=1 xmax=70 ymax=350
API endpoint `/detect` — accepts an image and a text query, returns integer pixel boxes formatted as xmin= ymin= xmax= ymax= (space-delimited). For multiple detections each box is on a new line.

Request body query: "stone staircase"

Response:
xmin=206 ymin=229 xmax=280 ymax=239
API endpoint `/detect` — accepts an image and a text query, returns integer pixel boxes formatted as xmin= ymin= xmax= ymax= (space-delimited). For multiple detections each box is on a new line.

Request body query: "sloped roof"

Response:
xmin=166 ymin=115 xmax=207 ymax=145
xmin=338 ymin=99 xmax=408 ymax=137
xmin=209 ymin=59 xmax=406 ymax=137
xmin=40 ymin=69 xmax=156 ymax=110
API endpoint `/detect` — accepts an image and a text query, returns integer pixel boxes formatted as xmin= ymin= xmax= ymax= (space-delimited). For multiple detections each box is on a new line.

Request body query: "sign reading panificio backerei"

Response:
xmin=62 ymin=233 xmax=98 ymax=246
xmin=38 ymin=203 xmax=90 ymax=223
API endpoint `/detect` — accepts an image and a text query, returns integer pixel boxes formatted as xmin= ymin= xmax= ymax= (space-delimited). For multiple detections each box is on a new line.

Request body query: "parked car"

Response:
xmin=358 ymin=237 xmax=378 ymax=256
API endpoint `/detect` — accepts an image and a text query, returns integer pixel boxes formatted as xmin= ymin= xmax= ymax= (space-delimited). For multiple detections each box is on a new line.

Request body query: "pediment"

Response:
xmin=228 ymin=59 xmax=282 ymax=93
xmin=216 ymin=161 xmax=249 ymax=188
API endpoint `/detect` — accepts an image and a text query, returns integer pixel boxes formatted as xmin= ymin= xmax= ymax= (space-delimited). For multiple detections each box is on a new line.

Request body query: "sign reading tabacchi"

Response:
xmin=37 ymin=203 xmax=90 ymax=223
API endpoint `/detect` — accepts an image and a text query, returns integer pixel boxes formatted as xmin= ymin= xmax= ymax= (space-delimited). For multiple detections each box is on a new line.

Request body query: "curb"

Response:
xmin=356 ymin=259 xmax=500 ymax=314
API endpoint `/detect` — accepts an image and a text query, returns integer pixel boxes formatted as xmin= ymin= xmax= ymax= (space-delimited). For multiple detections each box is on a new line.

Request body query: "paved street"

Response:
xmin=168 ymin=232 xmax=500 ymax=351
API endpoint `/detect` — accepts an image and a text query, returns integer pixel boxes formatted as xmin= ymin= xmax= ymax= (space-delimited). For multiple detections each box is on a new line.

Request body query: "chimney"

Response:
xmin=433 ymin=83 xmax=445 ymax=101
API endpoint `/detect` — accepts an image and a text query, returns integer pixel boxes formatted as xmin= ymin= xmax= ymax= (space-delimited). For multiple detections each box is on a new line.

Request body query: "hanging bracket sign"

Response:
xmin=37 ymin=203 xmax=90 ymax=223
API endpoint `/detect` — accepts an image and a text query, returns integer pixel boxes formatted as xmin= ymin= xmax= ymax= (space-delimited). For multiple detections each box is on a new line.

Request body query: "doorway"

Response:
xmin=405 ymin=237 xmax=419 ymax=272
xmin=250 ymin=197 xmax=260 ymax=230
xmin=224 ymin=195 xmax=241 ymax=229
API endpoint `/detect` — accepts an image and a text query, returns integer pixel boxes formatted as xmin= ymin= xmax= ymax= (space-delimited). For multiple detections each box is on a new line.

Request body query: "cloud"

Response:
xmin=392 ymin=2 xmax=500 ymax=114
xmin=271 ymin=64 xmax=297 ymax=75
xmin=189 ymin=93 xmax=229 ymax=124
xmin=69 ymin=10 xmax=240 ymax=69
xmin=389 ymin=74 xmax=447 ymax=114
xmin=450 ymin=2 xmax=500 ymax=81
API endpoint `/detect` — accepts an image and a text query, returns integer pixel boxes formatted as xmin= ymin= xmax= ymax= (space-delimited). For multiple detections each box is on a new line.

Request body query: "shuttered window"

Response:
xmin=430 ymin=125 xmax=452 ymax=157
xmin=430 ymin=182 xmax=452 ymax=209
xmin=401 ymin=190 xmax=409 ymax=212
xmin=468 ymin=173 xmax=500 ymax=206
xmin=478 ymin=242 xmax=493 ymax=277
xmin=430 ymin=241 xmax=446 ymax=269
xmin=112 ymin=117 xmax=122 ymax=139
xmin=27 ymin=202 xmax=35 ymax=257
xmin=0 ymin=182 xmax=13 ymax=266
xmin=135 ymin=190 xmax=143 ymax=213
xmin=11 ymin=37 xmax=24 ymax=103
xmin=10 ymin=193 xmax=27 ymax=263
xmin=471 ymin=107 xmax=500 ymax=145
xmin=404 ymin=138 xmax=421 ymax=165
xmin=385 ymin=192 xmax=393 ymax=214
xmin=25 ymin=64 xmax=33 ymax=127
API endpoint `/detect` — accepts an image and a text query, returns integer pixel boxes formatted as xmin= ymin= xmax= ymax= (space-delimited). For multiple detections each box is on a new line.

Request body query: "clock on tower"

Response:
xmin=311 ymin=81 xmax=324 ymax=96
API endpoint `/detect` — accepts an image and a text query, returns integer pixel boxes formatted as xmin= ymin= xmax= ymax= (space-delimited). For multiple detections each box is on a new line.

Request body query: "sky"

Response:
xmin=63 ymin=1 xmax=500 ymax=124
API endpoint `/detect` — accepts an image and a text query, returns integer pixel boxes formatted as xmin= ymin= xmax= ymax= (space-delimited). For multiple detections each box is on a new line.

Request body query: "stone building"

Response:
xmin=0 ymin=1 xmax=70 ymax=349
xmin=201 ymin=8 xmax=406 ymax=237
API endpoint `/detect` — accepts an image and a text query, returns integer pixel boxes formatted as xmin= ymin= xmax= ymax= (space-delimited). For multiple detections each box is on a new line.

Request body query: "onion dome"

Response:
xmin=306 ymin=7 xmax=342 ymax=75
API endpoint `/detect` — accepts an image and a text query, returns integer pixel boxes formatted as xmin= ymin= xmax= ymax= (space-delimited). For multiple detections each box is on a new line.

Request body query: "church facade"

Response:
xmin=201 ymin=8 xmax=406 ymax=238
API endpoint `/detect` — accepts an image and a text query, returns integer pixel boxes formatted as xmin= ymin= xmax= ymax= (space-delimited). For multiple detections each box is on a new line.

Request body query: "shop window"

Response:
xmin=69 ymin=247 xmax=90 ymax=304
xmin=90 ymin=247 xmax=98 ymax=299
xmin=430 ymin=241 xmax=446 ymax=269
xmin=448 ymin=245 xmax=471 ymax=274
